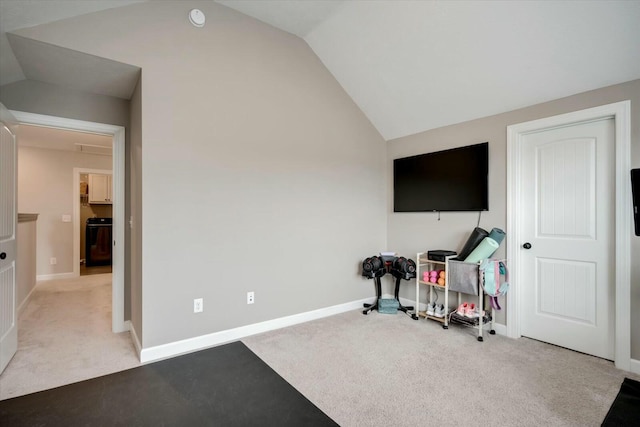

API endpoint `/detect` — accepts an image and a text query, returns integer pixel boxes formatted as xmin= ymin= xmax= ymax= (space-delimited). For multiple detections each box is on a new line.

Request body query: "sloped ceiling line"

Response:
xmin=1 ymin=0 xmax=639 ymax=139
xmin=6 ymin=32 xmax=140 ymax=100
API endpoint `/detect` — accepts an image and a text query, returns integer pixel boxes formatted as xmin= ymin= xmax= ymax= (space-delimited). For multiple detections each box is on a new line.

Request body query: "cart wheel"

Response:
xmin=412 ymin=314 xmax=419 ymax=320
xmin=477 ymin=336 xmax=484 ymax=342
xmin=362 ymin=310 xmax=368 ymax=315
xmin=490 ymin=330 xmax=496 ymax=335
xmin=442 ymin=325 xmax=448 ymax=330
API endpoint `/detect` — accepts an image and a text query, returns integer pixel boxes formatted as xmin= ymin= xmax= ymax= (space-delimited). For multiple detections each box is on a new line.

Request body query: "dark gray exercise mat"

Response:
xmin=0 ymin=341 xmax=338 ymax=427
xmin=602 ymin=377 xmax=640 ymax=426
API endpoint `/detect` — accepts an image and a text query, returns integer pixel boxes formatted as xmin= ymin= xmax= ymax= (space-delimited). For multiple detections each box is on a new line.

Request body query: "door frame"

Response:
xmin=11 ymin=110 xmax=127 ymax=334
xmin=506 ymin=100 xmax=631 ymax=370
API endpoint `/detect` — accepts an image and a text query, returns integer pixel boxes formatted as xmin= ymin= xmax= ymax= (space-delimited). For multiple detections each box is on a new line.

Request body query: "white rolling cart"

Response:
xmin=414 ymin=254 xmax=503 ymax=341
xmin=447 ymin=259 xmax=502 ymax=341
xmin=413 ymin=253 xmax=456 ymax=329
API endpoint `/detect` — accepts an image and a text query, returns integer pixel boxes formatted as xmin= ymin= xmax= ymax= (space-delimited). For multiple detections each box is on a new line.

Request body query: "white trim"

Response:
xmin=128 ymin=321 xmax=142 ymax=360
xmin=112 ymin=128 xmax=125 ymax=333
xmin=36 ymin=272 xmax=76 ymax=281
xmin=506 ymin=100 xmax=631 ymax=371
xmin=630 ymin=358 xmax=640 ymax=375
xmin=73 ymin=167 xmax=111 ymax=278
xmin=10 ymin=110 xmax=127 ymax=334
xmin=492 ymin=322 xmax=507 ymax=336
xmin=17 ymin=283 xmax=38 ymax=318
xmin=139 ymin=298 xmax=370 ymax=363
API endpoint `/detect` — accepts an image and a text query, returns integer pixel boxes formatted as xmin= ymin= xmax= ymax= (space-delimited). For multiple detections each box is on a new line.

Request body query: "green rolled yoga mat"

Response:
xmin=464 ymin=237 xmax=499 ymax=263
xmin=488 ymin=228 xmax=505 ymax=245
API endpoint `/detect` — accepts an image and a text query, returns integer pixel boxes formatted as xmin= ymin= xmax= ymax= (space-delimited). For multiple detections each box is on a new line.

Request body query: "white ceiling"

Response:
xmin=1 ymin=0 xmax=639 ymax=140
xmin=19 ymin=124 xmax=112 ymax=155
xmin=216 ymin=0 xmax=345 ymax=37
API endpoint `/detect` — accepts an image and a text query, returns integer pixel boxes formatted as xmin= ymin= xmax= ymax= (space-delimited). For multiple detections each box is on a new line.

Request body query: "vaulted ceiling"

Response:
xmin=1 ymin=0 xmax=639 ymax=140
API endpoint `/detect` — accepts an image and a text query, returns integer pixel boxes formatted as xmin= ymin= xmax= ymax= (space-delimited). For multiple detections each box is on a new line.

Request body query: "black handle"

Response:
xmin=0 ymin=252 xmax=6 ymax=260
xmin=522 ymin=242 xmax=532 ymax=250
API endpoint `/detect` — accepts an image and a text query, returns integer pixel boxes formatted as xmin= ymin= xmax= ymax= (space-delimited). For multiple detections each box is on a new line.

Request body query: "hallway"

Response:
xmin=0 ymin=274 xmax=139 ymax=400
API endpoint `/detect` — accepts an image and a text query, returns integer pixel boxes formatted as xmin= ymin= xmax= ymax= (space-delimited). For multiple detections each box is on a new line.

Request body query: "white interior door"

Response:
xmin=0 ymin=104 xmax=18 ymax=374
xmin=520 ymin=118 xmax=615 ymax=360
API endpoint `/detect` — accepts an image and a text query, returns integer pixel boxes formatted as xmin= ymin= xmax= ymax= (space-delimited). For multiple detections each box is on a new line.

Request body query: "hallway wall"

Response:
xmin=18 ymin=145 xmax=112 ymax=278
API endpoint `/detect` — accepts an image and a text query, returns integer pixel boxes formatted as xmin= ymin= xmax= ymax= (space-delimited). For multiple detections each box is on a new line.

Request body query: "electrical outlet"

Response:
xmin=194 ymin=298 xmax=203 ymax=313
xmin=50 ymin=257 xmax=57 ymax=265
xmin=247 ymin=292 xmax=254 ymax=304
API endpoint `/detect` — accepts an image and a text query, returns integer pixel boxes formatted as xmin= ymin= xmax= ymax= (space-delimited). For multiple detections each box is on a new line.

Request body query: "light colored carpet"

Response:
xmin=3 ymin=279 xmax=637 ymax=427
xmin=243 ymin=310 xmax=640 ymax=427
xmin=0 ymin=274 xmax=140 ymax=400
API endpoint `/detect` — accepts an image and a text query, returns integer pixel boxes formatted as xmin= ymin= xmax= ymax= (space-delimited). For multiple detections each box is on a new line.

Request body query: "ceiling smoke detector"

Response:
xmin=189 ymin=9 xmax=206 ymax=28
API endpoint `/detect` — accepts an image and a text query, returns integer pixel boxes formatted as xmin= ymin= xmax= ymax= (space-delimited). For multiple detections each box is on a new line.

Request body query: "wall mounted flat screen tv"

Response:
xmin=394 ymin=142 xmax=489 ymax=212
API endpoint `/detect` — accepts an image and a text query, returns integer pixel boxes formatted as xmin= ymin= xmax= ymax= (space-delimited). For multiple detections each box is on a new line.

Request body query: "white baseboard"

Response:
xmin=113 ymin=318 xmax=130 ymax=334
xmin=139 ymin=298 xmax=370 ymax=364
xmin=17 ymin=284 xmax=38 ymax=318
xmin=493 ymin=322 xmax=507 ymax=336
xmin=36 ymin=272 xmax=76 ymax=281
xmin=129 ymin=322 xmax=142 ymax=361
xmin=629 ymin=358 xmax=640 ymax=375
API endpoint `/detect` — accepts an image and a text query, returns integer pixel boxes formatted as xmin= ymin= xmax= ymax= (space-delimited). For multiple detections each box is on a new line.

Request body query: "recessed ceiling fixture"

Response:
xmin=189 ymin=9 xmax=206 ymax=28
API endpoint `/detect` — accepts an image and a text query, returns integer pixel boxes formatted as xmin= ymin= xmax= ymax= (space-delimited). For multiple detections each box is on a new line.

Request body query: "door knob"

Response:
xmin=0 ymin=252 xmax=6 ymax=260
xmin=522 ymin=243 xmax=532 ymax=250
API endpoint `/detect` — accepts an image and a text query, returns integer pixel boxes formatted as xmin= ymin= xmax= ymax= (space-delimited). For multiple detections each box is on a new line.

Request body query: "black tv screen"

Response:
xmin=394 ymin=142 xmax=489 ymax=212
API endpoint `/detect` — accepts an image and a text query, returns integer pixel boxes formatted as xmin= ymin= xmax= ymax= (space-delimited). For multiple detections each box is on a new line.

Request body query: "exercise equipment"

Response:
xmin=362 ymin=256 xmax=386 ymax=279
xmin=361 ymin=255 xmax=386 ymax=315
xmin=361 ymin=255 xmax=416 ymax=315
xmin=488 ymin=228 xmax=506 ymax=245
xmin=390 ymin=256 xmax=416 ymax=280
xmin=464 ymin=237 xmax=499 ymax=263
xmin=389 ymin=257 xmax=416 ymax=314
xmin=456 ymin=227 xmax=488 ymax=260
xmin=378 ymin=298 xmax=400 ymax=314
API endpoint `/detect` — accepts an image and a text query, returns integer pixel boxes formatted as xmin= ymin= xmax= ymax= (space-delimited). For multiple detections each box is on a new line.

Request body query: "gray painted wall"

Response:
xmin=388 ymin=79 xmax=640 ymax=358
xmin=12 ymin=1 xmax=387 ymax=347
xmin=7 ymin=1 xmax=635 ymax=362
xmin=17 ymin=145 xmax=112 ymax=277
xmin=129 ymin=78 xmax=142 ymax=340
xmin=16 ymin=218 xmax=37 ymax=311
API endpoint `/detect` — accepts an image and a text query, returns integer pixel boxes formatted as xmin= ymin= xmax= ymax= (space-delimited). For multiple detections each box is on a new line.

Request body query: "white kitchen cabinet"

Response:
xmin=88 ymin=173 xmax=112 ymax=204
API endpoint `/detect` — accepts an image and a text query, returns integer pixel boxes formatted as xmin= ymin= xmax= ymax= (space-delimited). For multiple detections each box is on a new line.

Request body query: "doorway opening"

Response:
xmin=12 ymin=110 xmax=127 ymax=334
xmin=77 ymin=168 xmax=113 ymax=276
